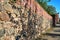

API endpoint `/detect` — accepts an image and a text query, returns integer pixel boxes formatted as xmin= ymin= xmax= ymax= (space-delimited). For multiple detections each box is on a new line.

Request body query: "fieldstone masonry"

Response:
xmin=0 ymin=0 xmax=52 ymax=40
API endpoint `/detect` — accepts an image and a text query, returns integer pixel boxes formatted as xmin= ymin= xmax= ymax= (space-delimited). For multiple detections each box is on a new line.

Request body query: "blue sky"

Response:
xmin=48 ymin=0 xmax=60 ymax=17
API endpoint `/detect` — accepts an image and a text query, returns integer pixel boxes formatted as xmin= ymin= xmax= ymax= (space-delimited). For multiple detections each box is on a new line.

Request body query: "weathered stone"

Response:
xmin=15 ymin=35 xmax=21 ymax=40
xmin=4 ymin=36 xmax=10 ymax=40
xmin=13 ymin=9 xmax=20 ymax=15
xmin=6 ymin=27 xmax=15 ymax=35
xmin=2 ymin=36 xmax=15 ymax=40
xmin=0 ymin=4 xmax=3 ymax=11
xmin=3 ymin=36 xmax=15 ymax=40
xmin=0 ymin=21 xmax=3 ymax=28
xmin=11 ymin=35 xmax=15 ymax=40
xmin=21 ymin=7 xmax=25 ymax=13
xmin=3 ymin=22 xmax=14 ymax=29
xmin=13 ymin=18 xmax=19 ymax=21
xmin=12 ymin=18 xmax=21 ymax=25
xmin=3 ymin=0 xmax=10 ymax=3
xmin=21 ymin=18 xmax=26 ymax=22
xmin=0 ymin=29 xmax=5 ymax=37
xmin=22 ymin=13 xmax=28 ymax=18
xmin=3 ymin=3 xmax=13 ymax=13
xmin=14 ymin=25 xmax=22 ymax=35
xmin=0 ymin=0 xmax=52 ymax=40
xmin=14 ymin=3 xmax=20 ymax=8
xmin=0 ymin=12 xmax=10 ymax=21
xmin=11 ymin=13 xmax=16 ymax=18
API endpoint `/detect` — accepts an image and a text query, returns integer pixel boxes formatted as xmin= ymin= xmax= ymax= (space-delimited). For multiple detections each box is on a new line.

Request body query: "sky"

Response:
xmin=48 ymin=0 xmax=60 ymax=17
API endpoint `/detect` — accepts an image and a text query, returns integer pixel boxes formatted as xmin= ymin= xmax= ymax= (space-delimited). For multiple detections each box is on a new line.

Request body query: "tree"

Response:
xmin=36 ymin=0 xmax=57 ymax=15
xmin=47 ymin=5 xmax=57 ymax=15
xmin=36 ymin=0 xmax=51 ymax=10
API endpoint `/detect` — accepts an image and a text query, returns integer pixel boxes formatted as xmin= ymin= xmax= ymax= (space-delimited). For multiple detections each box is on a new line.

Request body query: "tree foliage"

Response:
xmin=47 ymin=5 xmax=57 ymax=15
xmin=36 ymin=0 xmax=57 ymax=15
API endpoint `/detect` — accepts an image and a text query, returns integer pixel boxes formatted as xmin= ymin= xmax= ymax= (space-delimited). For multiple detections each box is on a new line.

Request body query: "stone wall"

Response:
xmin=0 ymin=0 xmax=52 ymax=40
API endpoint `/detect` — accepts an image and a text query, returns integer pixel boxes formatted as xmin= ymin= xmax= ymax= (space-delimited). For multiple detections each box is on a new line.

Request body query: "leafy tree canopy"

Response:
xmin=36 ymin=0 xmax=57 ymax=15
xmin=47 ymin=5 xmax=57 ymax=15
